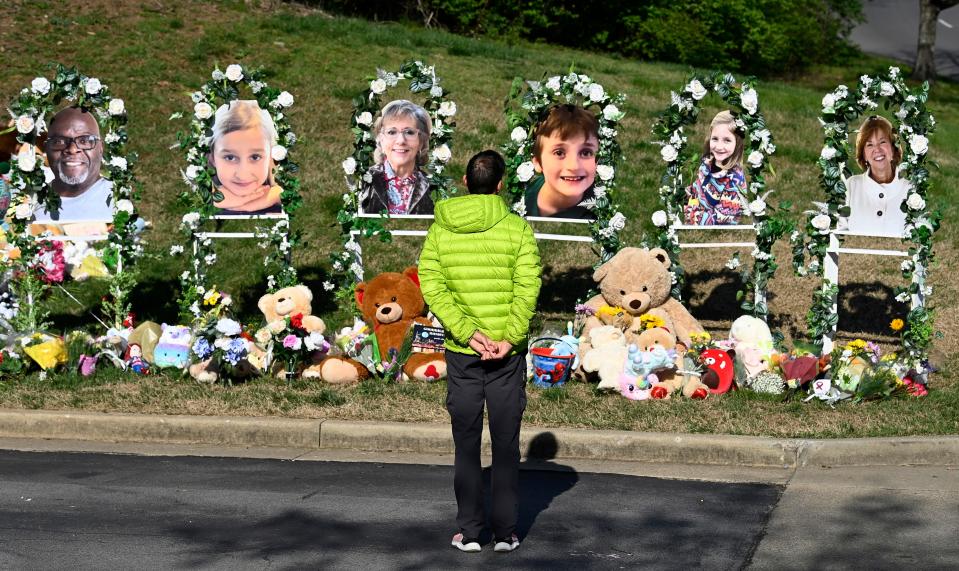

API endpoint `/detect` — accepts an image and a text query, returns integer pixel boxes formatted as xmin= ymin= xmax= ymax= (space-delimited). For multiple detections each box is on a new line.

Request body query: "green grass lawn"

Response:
xmin=1 ymin=1 xmax=957 ymax=436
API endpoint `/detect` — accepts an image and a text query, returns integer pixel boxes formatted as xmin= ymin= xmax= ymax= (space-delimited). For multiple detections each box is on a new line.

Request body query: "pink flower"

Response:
xmin=282 ymin=335 xmax=302 ymax=350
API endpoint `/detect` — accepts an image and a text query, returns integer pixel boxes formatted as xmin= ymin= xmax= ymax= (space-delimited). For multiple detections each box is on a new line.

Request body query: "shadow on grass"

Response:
xmin=539 ymin=265 xmax=595 ymax=313
xmin=839 ymin=280 xmax=907 ymax=338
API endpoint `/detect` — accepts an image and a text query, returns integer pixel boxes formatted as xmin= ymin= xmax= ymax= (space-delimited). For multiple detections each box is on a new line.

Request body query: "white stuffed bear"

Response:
xmin=729 ymin=315 xmax=774 ymax=379
xmin=581 ymin=325 xmax=628 ymax=391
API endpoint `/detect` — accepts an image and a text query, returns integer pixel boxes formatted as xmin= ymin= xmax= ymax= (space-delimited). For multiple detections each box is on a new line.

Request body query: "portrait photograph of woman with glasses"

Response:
xmin=358 ymin=99 xmax=434 ymax=216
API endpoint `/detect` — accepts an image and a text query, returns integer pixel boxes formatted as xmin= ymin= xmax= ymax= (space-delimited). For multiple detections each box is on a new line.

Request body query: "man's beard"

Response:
xmin=57 ymin=160 xmax=91 ymax=186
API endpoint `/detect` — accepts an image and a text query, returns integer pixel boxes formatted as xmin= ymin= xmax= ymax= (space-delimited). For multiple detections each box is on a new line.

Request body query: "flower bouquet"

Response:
xmin=189 ymin=288 xmax=262 ymax=384
xmin=266 ymin=311 xmax=330 ymax=381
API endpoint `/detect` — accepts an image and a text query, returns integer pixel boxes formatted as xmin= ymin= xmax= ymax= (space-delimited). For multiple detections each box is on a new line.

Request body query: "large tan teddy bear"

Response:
xmin=319 ymin=267 xmax=446 ymax=383
xmin=577 ymin=247 xmax=704 ymax=380
xmin=256 ymin=284 xmax=336 ymax=380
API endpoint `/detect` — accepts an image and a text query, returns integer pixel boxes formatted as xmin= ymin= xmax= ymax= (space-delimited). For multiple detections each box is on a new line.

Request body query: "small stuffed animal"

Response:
xmin=729 ymin=315 xmax=775 ymax=383
xmin=701 ymin=348 xmax=735 ymax=394
xmin=124 ymin=343 xmax=149 ymax=374
xmin=638 ymin=327 xmax=709 ymax=400
xmin=618 ymin=344 xmax=675 ymax=400
xmin=581 ymin=325 xmax=628 ymax=391
xmin=154 ymin=324 xmax=192 ymax=369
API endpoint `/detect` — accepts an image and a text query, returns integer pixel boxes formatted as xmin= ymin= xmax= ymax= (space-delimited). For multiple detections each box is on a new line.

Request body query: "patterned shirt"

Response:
xmin=384 ymin=161 xmax=416 ymax=215
xmin=683 ymin=158 xmax=747 ymax=225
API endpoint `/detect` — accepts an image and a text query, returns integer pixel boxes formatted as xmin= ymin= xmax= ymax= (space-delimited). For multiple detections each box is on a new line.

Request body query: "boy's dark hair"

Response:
xmin=465 ymin=150 xmax=506 ymax=195
xmin=532 ymin=104 xmax=600 ymax=162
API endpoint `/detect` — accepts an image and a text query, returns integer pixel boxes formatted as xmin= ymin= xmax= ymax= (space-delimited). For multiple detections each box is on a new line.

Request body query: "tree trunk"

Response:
xmin=914 ymin=0 xmax=959 ymax=81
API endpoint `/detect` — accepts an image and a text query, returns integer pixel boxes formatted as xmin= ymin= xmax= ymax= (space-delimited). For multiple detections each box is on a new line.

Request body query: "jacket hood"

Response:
xmin=434 ymin=194 xmax=510 ymax=234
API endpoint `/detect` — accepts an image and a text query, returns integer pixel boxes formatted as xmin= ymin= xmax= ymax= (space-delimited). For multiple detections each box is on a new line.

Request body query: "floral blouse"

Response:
xmin=385 ymin=161 xmax=416 ymax=215
xmin=683 ymin=158 xmax=748 ymax=225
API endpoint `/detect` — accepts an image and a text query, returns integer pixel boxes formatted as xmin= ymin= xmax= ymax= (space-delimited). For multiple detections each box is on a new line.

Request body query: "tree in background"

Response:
xmin=914 ymin=0 xmax=959 ymax=81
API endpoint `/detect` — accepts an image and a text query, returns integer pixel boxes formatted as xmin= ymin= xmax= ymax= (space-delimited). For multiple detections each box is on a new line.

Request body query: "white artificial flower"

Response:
xmin=749 ymin=198 xmax=766 ymax=215
xmin=31 ymin=77 xmax=51 ymax=95
xmin=546 ymin=76 xmax=561 ymax=91
xmin=225 ymin=64 xmax=243 ymax=82
xmin=276 ymin=91 xmax=294 ymax=108
xmin=42 ymin=166 xmax=55 ymax=183
xmin=725 ymin=256 xmax=741 ymax=270
xmin=84 ymin=77 xmax=102 ymax=95
xmin=608 ymin=212 xmax=626 ymax=231
xmin=811 ymin=213 xmax=832 ymax=232
xmin=602 ymin=104 xmax=621 ymax=121
xmin=108 ymin=98 xmax=125 ymax=116
xmin=740 ymin=87 xmax=758 ymax=114
xmin=901 ymin=260 xmax=914 ymax=272
xmin=909 ymin=134 xmax=929 ymax=156
xmin=575 ymin=82 xmax=590 ymax=97
xmin=660 ymin=144 xmax=678 ymax=163
xmin=356 ymin=112 xmax=373 ymax=127
xmin=651 ymin=210 xmax=668 ymax=227
xmin=194 ymin=102 xmax=214 ymax=120
xmin=181 ymin=212 xmax=201 ymax=227
xmin=216 ymin=318 xmax=243 ymax=336
xmin=516 ymin=161 xmax=536 ymax=182
xmin=15 ymin=115 xmax=35 ymax=134
xmin=342 ymin=157 xmax=357 ymax=175
xmin=880 ymin=82 xmax=895 ymax=96
xmin=510 ymin=126 xmax=527 ymax=143
xmin=14 ymin=200 xmax=33 ymax=220
xmin=588 ymin=83 xmax=605 ymax=102
xmin=820 ymin=146 xmax=837 ymax=161
xmin=304 ymin=331 xmax=326 ymax=352
xmin=249 ymin=81 xmax=265 ymax=93
xmin=686 ymin=79 xmax=707 ymax=100
xmin=438 ymin=101 xmax=457 ymax=117
xmin=822 ymin=93 xmax=836 ymax=111
xmin=906 ymin=193 xmax=926 ymax=210
xmin=185 ymin=165 xmax=201 ymax=179
xmin=170 ymin=245 xmax=184 ymax=255
xmin=895 ymin=107 xmax=909 ymax=121
xmin=212 ymin=68 xmax=226 ymax=80
xmin=596 ymin=164 xmax=615 ymax=181
xmin=429 ymin=85 xmax=443 ymax=97
xmin=890 ymin=66 xmax=901 ymax=78
xmin=322 ymin=281 xmax=335 ymax=291
xmin=370 ymin=79 xmax=387 ymax=94
xmin=747 ymin=150 xmax=764 ymax=168
xmin=16 ymin=147 xmax=36 ymax=172
xmin=271 ymin=145 xmax=288 ymax=161
xmin=512 ymin=200 xmax=527 ymax=217
xmin=115 ymin=199 xmax=134 ymax=214
xmin=104 ymin=132 xmax=120 ymax=144
xmin=896 ymin=292 xmax=911 ymax=303
xmin=109 ymin=156 xmax=128 ymax=170
xmin=432 ymin=144 xmax=451 ymax=163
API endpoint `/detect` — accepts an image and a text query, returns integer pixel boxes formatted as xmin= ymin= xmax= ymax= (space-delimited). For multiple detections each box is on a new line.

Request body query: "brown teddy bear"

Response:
xmin=319 ymin=267 xmax=446 ymax=383
xmin=635 ymin=325 xmax=709 ymax=400
xmin=256 ymin=284 xmax=339 ymax=380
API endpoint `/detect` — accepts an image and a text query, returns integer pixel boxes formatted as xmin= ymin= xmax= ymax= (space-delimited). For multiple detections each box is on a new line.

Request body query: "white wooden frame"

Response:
xmin=820 ymin=229 xmax=921 ymax=353
xmin=670 ymin=222 xmax=766 ymax=310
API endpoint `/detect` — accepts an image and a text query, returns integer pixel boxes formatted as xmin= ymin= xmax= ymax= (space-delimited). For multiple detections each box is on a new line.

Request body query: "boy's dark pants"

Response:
xmin=445 ymin=350 xmax=528 ymax=540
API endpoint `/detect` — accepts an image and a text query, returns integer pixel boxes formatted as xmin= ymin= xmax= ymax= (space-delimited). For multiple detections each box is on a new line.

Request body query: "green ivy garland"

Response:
xmin=330 ymin=60 xmax=457 ymax=305
xmin=790 ymin=66 xmax=939 ymax=374
xmin=648 ymin=72 xmax=792 ymax=318
xmin=172 ymin=63 xmax=302 ymax=320
xmin=501 ymin=72 xmax=627 ymax=264
xmin=5 ymin=63 xmax=142 ymax=332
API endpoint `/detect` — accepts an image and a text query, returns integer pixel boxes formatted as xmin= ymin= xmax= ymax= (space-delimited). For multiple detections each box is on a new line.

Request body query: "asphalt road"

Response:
xmin=0 ymin=450 xmax=780 ymax=570
xmin=852 ymin=0 xmax=959 ymax=80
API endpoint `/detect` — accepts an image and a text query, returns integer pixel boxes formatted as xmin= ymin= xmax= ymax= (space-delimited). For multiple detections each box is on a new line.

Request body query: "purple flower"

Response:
xmin=282 ymin=335 xmax=302 ymax=350
xmin=192 ymin=337 xmax=213 ymax=360
xmin=574 ymin=304 xmax=596 ymax=316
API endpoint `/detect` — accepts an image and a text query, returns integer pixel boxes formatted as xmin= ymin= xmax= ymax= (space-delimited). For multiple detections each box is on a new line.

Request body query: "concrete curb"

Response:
xmin=1 ymin=409 xmax=956 ymax=468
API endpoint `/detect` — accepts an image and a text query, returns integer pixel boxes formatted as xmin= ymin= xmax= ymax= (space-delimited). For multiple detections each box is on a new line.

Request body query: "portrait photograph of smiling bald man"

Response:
xmin=34 ymin=106 xmax=115 ymax=222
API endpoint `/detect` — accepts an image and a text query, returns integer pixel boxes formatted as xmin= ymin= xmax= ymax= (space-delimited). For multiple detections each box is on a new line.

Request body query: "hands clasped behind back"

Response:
xmin=469 ymin=331 xmax=511 ymax=361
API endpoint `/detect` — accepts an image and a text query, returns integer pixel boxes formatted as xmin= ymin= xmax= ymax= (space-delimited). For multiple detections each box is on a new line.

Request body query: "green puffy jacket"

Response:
xmin=418 ymin=193 xmax=541 ymax=355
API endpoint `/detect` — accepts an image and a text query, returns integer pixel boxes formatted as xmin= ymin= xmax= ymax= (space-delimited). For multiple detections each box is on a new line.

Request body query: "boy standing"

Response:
xmin=418 ymin=150 xmax=542 ymax=553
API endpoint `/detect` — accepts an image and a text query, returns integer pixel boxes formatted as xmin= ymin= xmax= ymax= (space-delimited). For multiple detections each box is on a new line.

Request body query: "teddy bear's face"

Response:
xmin=635 ymin=327 xmax=676 ymax=352
xmin=258 ymin=285 xmax=313 ymax=323
xmin=594 ymin=248 xmax=672 ymax=316
xmin=356 ymin=268 xmax=425 ymax=326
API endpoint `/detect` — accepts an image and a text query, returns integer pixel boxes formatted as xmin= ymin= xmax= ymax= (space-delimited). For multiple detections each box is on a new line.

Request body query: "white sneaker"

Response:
xmin=493 ymin=534 xmax=520 ymax=553
xmin=451 ymin=533 xmax=481 ymax=553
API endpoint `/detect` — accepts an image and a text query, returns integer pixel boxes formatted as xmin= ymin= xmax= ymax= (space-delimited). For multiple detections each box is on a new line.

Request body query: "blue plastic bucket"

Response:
xmin=530 ymin=337 xmax=575 ymax=388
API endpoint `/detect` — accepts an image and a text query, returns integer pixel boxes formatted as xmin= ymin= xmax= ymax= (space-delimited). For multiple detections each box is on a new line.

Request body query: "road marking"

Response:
xmin=939 ymin=18 xmax=953 ymax=29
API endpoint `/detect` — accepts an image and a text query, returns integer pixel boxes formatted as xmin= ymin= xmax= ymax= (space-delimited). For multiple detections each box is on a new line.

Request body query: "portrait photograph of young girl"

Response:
xmin=683 ymin=110 xmax=749 ymax=226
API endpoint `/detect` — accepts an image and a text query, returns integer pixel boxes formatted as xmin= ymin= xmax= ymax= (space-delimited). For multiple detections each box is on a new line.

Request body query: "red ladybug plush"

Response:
xmin=701 ymin=349 xmax=734 ymax=394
